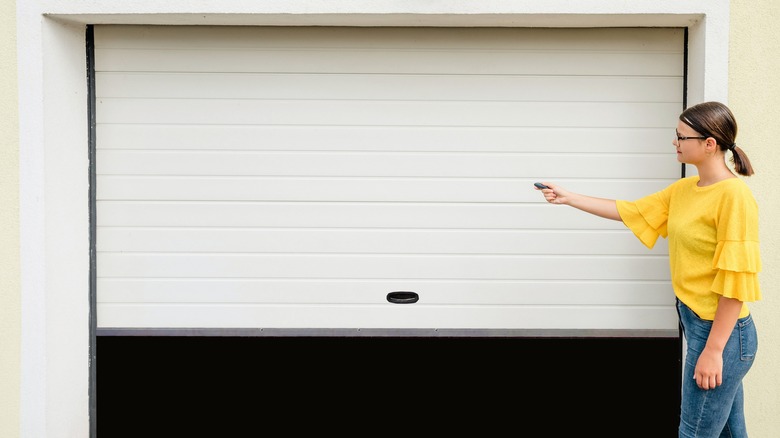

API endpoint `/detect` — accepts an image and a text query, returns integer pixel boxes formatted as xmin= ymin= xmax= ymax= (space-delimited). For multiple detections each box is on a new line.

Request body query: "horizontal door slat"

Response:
xmin=96 ymin=201 xmax=626 ymax=230
xmin=96 ymin=99 xmax=681 ymax=127
xmin=96 ymin=72 xmax=683 ymax=102
xmin=97 ymin=278 xmax=673 ymax=305
xmin=96 ymin=176 xmax=675 ymax=202
xmin=97 ymin=253 xmax=670 ymax=280
xmin=96 ymin=303 xmax=679 ymax=331
xmin=95 ymin=26 xmax=684 ymax=51
xmin=97 ymin=125 xmax=678 ymax=154
xmin=97 ymin=228 xmax=666 ymax=255
xmin=97 ymin=150 xmax=679 ymax=179
xmin=95 ymin=49 xmax=681 ymax=76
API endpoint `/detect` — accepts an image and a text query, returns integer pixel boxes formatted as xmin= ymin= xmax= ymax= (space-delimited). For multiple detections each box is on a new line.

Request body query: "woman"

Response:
xmin=535 ymin=101 xmax=761 ymax=437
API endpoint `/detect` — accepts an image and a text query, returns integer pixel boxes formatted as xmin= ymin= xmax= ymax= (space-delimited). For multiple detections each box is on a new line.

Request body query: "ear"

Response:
xmin=705 ymin=137 xmax=718 ymax=152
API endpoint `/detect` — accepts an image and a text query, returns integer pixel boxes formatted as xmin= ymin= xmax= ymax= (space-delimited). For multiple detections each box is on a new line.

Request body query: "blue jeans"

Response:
xmin=677 ymin=299 xmax=758 ymax=438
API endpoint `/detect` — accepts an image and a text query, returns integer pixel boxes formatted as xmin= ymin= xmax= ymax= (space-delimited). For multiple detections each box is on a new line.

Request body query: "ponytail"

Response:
xmin=729 ymin=144 xmax=754 ymax=176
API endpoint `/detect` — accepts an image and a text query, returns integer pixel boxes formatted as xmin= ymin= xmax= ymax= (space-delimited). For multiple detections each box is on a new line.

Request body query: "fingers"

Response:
xmin=537 ymin=187 xmax=555 ymax=203
xmin=533 ymin=182 xmax=558 ymax=202
xmin=543 ymin=188 xmax=559 ymax=204
xmin=693 ymin=373 xmax=723 ymax=390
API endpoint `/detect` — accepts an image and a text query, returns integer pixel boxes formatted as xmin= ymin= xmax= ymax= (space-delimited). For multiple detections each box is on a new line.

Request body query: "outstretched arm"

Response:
xmin=534 ymin=182 xmax=621 ymax=221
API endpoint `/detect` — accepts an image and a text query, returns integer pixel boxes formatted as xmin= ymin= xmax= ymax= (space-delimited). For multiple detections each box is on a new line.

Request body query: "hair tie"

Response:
xmin=728 ymin=143 xmax=737 ymax=151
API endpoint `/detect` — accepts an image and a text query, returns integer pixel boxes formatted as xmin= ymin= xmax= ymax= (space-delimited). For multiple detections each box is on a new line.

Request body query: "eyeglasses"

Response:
xmin=675 ymin=133 xmax=707 ymax=142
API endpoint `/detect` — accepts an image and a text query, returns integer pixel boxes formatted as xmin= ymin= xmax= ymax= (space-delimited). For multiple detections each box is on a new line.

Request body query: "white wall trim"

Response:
xmin=17 ymin=3 xmax=47 ymax=437
xmin=18 ymin=1 xmax=729 ymax=435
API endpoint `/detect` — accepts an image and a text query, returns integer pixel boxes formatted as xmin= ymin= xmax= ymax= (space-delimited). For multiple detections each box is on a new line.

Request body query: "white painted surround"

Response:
xmin=17 ymin=1 xmax=729 ymax=436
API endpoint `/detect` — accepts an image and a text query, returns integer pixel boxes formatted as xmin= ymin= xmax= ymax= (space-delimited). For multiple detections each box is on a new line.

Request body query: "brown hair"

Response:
xmin=679 ymin=101 xmax=754 ymax=176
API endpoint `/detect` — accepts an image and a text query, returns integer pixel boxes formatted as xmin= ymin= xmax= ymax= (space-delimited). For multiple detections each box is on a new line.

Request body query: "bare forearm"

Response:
xmin=564 ymin=192 xmax=621 ymax=221
xmin=537 ymin=182 xmax=621 ymax=221
xmin=706 ymin=296 xmax=743 ymax=352
xmin=692 ymin=296 xmax=744 ymax=389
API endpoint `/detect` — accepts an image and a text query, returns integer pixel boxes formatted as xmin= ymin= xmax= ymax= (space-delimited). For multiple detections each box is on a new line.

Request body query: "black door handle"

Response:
xmin=386 ymin=291 xmax=419 ymax=304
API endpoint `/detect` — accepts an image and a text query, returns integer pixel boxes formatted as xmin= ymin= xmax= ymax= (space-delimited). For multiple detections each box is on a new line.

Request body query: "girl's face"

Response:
xmin=673 ymin=121 xmax=707 ymax=165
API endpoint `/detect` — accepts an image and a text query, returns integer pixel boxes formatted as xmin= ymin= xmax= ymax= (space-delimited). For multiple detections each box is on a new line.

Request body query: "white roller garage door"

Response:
xmin=94 ymin=25 xmax=683 ymax=335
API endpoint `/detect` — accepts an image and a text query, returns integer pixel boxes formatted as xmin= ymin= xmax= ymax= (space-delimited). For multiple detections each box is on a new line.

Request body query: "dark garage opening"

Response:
xmin=97 ymin=336 xmax=681 ymax=436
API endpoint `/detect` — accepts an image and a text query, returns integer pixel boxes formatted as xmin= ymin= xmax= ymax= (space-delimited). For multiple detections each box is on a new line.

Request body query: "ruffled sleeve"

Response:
xmin=710 ymin=185 xmax=762 ymax=302
xmin=616 ymin=191 xmax=670 ymax=249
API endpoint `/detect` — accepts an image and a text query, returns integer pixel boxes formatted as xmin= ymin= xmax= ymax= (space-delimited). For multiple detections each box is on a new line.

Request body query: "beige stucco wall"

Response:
xmin=731 ymin=0 xmax=780 ymax=435
xmin=0 ymin=0 xmax=21 ymax=437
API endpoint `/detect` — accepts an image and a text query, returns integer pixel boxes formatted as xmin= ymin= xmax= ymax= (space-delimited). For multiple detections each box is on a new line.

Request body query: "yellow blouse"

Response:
xmin=616 ymin=176 xmax=762 ymax=320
